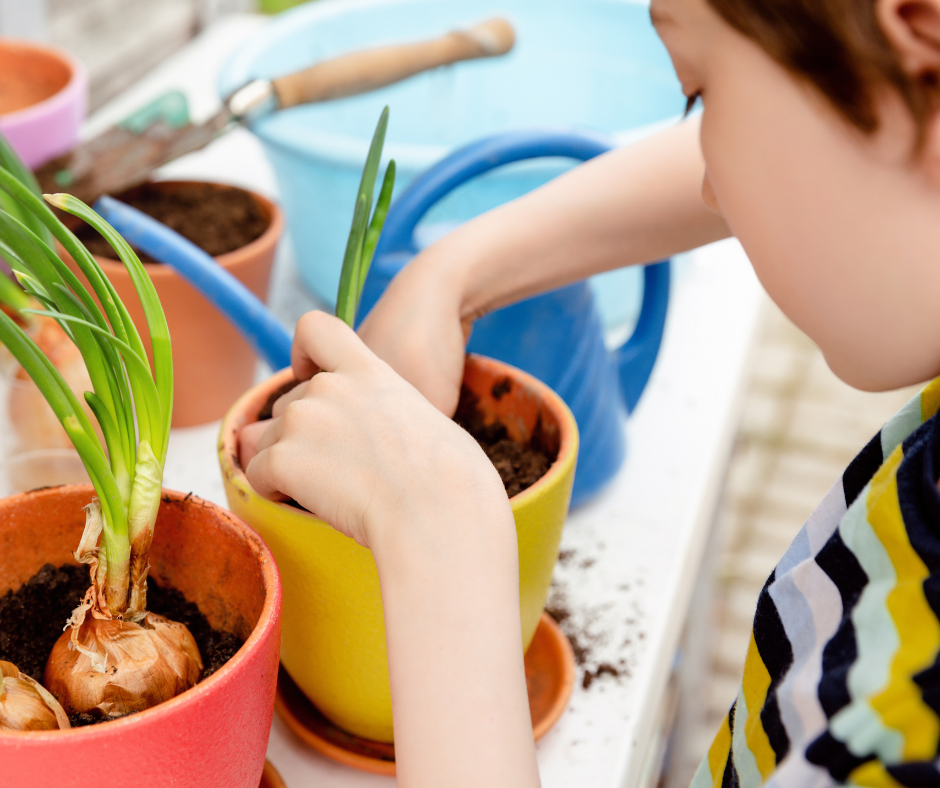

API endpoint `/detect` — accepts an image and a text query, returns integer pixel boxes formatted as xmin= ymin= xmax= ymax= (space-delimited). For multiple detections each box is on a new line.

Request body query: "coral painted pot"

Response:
xmin=0 ymin=38 xmax=87 ymax=168
xmin=62 ymin=181 xmax=283 ymax=427
xmin=0 ymin=486 xmax=282 ymax=788
xmin=218 ymin=354 xmax=578 ymax=742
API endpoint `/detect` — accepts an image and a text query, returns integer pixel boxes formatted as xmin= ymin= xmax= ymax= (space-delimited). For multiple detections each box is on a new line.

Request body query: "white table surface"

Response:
xmin=80 ymin=15 xmax=764 ymax=788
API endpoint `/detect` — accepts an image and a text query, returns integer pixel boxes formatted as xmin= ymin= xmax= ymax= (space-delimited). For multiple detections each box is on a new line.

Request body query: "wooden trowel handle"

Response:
xmin=272 ymin=18 xmax=515 ymax=109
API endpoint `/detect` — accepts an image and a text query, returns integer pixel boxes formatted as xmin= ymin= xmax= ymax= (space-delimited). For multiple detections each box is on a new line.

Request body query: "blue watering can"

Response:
xmin=358 ymin=130 xmax=670 ymax=507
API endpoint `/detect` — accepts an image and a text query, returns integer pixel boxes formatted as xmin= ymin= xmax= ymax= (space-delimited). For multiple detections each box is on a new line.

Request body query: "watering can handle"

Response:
xmin=373 ymin=129 xmax=670 ymax=413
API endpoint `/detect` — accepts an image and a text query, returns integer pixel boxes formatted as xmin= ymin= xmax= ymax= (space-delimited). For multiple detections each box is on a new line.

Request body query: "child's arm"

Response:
xmin=240 ymin=311 xmax=541 ymax=788
xmin=359 ymin=116 xmax=730 ymax=415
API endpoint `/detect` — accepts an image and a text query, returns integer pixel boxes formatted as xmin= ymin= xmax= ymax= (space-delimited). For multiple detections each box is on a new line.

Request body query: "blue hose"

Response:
xmin=94 ymin=195 xmax=293 ymax=371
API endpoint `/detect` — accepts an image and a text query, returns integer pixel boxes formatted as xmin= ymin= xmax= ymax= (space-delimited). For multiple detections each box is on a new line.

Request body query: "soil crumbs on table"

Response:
xmin=75 ymin=182 xmax=268 ymax=263
xmin=454 ymin=383 xmax=557 ymax=498
xmin=547 ymin=593 xmax=626 ymax=689
xmin=547 ymin=566 xmax=638 ymax=692
xmin=0 ymin=563 xmax=243 ymax=727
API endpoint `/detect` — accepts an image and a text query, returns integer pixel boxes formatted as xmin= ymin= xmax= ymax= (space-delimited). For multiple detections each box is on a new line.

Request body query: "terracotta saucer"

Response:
xmin=275 ymin=612 xmax=575 ymax=776
xmin=260 ymin=759 xmax=286 ymax=788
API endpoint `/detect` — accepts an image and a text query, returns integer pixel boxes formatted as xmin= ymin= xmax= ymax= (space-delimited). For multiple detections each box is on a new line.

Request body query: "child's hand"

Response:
xmin=241 ymin=312 xmax=539 ymax=787
xmin=357 ymin=254 xmax=470 ymax=418
xmin=240 ymin=310 xmax=504 ymax=552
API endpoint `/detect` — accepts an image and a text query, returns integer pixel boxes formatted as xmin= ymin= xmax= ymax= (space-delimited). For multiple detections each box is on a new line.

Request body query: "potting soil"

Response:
xmin=0 ymin=563 xmax=243 ymax=726
xmin=454 ymin=382 xmax=557 ymax=498
xmin=74 ymin=182 xmax=268 ymax=262
xmin=253 ymin=377 xmax=557 ymax=498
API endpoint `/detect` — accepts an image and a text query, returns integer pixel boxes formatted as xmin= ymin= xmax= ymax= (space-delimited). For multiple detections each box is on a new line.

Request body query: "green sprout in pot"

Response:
xmin=0 ymin=158 xmax=202 ymax=724
xmin=239 ymin=108 xmax=395 ymax=474
xmin=336 ymin=106 xmax=396 ymax=327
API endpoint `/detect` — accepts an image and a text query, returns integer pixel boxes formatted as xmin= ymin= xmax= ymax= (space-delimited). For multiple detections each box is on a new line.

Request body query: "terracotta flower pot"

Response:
xmin=0 ymin=38 xmax=87 ymax=168
xmin=0 ymin=486 xmax=282 ymax=788
xmin=61 ymin=181 xmax=283 ymax=427
xmin=218 ymin=354 xmax=578 ymax=742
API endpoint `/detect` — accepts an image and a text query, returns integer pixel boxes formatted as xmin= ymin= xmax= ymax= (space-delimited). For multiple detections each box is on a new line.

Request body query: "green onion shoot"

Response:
xmin=0 ymin=140 xmax=201 ymax=723
xmin=336 ymin=106 xmax=396 ymax=326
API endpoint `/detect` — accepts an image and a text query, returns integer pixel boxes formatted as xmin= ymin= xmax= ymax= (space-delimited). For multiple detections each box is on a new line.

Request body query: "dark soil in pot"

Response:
xmin=72 ymin=182 xmax=269 ymax=264
xmin=255 ymin=375 xmax=558 ymax=498
xmin=453 ymin=382 xmax=556 ymax=497
xmin=0 ymin=562 xmax=244 ymax=727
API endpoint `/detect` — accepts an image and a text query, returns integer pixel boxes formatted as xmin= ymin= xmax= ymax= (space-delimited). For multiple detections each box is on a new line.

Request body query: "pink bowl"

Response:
xmin=0 ymin=38 xmax=87 ymax=168
xmin=0 ymin=486 xmax=283 ymax=787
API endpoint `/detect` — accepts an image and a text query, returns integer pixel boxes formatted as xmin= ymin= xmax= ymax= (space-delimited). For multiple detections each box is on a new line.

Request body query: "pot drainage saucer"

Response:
xmin=260 ymin=759 xmax=286 ymax=788
xmin=275 ymin=611 xmax=575 ymax=775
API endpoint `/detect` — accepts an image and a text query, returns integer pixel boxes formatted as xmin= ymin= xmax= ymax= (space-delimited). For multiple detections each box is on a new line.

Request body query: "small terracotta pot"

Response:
xmin=0 ymin=486 xmax=282 ymax=788
xmin=218 ymin=354 xmax=579 ymax=742
xmin=0 ymin=38 xmax=87 ymax=168
xmin=61 ymin=181 xmax=283 ymax=427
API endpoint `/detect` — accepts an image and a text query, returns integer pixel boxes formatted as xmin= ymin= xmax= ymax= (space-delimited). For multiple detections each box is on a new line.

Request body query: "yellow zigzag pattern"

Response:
xmin=742 ymin=634 xmax=777 ymax=780
xmin=863 ymin=445 xmax=940 ymax=765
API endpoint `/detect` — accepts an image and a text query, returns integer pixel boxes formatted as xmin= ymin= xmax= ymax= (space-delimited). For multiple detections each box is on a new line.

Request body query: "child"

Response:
xmin=239 ymin=0 xmax=940 ymax=784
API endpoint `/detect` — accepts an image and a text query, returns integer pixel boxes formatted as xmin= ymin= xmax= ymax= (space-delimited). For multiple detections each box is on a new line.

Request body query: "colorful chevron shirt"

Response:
xmin=693 ymin=378 xmax=940 ymax=788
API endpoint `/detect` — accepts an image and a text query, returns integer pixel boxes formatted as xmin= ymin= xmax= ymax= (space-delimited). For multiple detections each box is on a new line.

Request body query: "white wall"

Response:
xmin=0 ymin=0 xmax=48 ymax=39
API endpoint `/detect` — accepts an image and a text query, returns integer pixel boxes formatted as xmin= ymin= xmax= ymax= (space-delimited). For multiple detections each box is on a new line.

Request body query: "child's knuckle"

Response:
xmin=281 ymin=399 xmax=309 ymax=429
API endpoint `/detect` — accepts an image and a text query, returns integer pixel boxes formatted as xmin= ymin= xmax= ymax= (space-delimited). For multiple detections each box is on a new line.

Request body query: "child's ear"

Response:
xmin=877 ymin=0 xmax=940 ymax=183
xmin=876 ymin=0 xmax=940 ymax=75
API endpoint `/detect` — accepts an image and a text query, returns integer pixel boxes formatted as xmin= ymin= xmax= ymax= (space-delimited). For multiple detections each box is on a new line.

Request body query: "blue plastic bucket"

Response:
xmin=219 ymin=0 xmax=684 ymax=324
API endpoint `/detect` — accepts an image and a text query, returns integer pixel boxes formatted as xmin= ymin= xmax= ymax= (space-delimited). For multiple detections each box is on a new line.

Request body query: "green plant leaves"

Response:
xmin=48 ymin=194 xmax=173 ymax=461
xmin=0 ymin=141 xmax=174 ymax=606
xmin=0 ymin=268 xmax=30 ymax=313
xmin=335 ymin=107 xmax=397 ymax=328
xmin=360 ymin=160 xmax=396 ymax=307
xmin=0 ymin=131 xmax=53 ymax=248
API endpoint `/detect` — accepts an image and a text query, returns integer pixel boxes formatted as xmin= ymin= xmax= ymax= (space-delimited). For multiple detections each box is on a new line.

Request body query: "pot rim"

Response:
xmin=85 ymin=180 xmax=284 ymax=277
xmin=218 ymin=353 xmax=579 ymax=513
xmin=0 ymin=484 xmax=282 ymax=741
xmin=0 ymin=37 xmax=87 ymax=126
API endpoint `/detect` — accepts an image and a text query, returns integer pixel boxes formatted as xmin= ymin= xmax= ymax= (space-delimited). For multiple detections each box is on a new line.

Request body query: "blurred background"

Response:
xmin=0 ymin=1 xmax=922 ymax=784
xmin=1 ymin=0 xmax=254 ymax=109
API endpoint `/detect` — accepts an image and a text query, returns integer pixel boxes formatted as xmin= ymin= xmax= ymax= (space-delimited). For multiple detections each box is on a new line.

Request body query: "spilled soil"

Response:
xmin=546 ymin=591 xmax=627 ymax=690
xmin=546 ymin=547 xmax=645 ymax=692
xmin=0 ymin=563 xmax=243 ymax=727
xmin=73 ymin=181 xmax=269 ymax=263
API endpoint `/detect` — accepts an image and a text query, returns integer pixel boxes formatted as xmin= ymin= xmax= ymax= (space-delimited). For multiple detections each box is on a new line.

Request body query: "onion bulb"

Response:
xmin=0 ymin=660 xmax=70 ymax=731
xmin=43 ymin=502 xmax=203 ymax=719
xmin=44 ymin=611 xmax=202 ymax=719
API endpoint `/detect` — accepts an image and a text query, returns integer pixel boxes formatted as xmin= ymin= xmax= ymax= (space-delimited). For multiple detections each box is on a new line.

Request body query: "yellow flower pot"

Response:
xmin=218 ymin=354 xmax=578 ymax=742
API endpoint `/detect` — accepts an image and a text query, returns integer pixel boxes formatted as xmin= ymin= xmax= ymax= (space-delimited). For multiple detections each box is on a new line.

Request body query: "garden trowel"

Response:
xmin=34 ymin=17 xmax=515 ymax=204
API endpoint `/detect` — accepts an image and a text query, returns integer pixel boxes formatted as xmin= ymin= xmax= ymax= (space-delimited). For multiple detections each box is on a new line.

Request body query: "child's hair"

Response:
xmin=705 ymin=0 xmax=938 ymax=136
